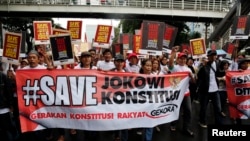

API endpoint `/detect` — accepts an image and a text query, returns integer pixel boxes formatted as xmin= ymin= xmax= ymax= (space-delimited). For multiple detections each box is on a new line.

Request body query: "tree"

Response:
xmin=167 ymin=21 xmax=191 ymax=45
xmin=188 ymin=31 xmax=202 ymax=41
xmin=119 ymin=19 xmax=143 ymax=34
xmin=112 ymin=27 xmax=121 ymax=44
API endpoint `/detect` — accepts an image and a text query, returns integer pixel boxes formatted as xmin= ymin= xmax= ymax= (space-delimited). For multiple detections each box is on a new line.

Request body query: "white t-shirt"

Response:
xmin=208 ymin=62 xmax=219 ymax=92
xmin=152 ymin=70 xmax=164 ymax=75
xmin=125 ymin=64 xmax=140 ymax=73
xmin=96 ymin=60 xmax=115 ymax=71
xmin=170 ymin=64 xmax=192 ymax=73
xmin=170 ymin=64 xmax=192 ymax=95
xmin=229 ymin=60 xmax=238 ymax=71
xmin=112 ymin=69 xmax=126 ymax=72
xmin=22 ymin=64 xmax=47 ymax=69
xmin=160 ymin=64 xmax=169 ymax=74
xmin=74 ymin=64 xmax=97 ymax=70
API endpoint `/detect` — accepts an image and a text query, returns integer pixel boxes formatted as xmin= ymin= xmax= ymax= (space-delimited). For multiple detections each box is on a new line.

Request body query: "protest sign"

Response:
xmin=140 ymin=21 xmax=165 ymax=56
xmin=226 ymin=70 xmax=250 ymax=119
xmin=190 ymin=38 xmax=206 ymax=57
xmin=2 ymin=32 xmax=22 ymax=65
xmin=92 ymin=25 xmax=113 ymax=48
xmin=49 ymin=34 xmax=74 ymax=66
xmin=162 ymin=24 xmax=178 ymax=53
xmin=67 ymin=20 xmax=82 ymax=43
xmin=230 ymin=15 xmax=250 ymax=40
xmin=33 ymin=21 xmax=52 ymax=45
xmin=16 ymin=70 xmax=189 ymax=132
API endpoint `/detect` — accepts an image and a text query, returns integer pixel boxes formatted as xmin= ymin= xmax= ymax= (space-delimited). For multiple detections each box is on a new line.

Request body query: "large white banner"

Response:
xmin=16 ymin=70 xmax=190 ymax=132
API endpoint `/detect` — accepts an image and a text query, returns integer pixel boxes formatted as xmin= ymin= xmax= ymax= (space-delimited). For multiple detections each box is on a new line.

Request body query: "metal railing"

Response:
xmin=0 ymin=0 xmax=232 ymax=12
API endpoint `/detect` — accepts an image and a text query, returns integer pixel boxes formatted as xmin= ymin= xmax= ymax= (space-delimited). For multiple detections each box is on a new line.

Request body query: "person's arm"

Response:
xmin=38 ymin=49 xmax=54 ymax=70
xmin=168 ymin=46 xmax=179 ymax=70
xmin=189 ymin=72 xmax=196 ymax=83
xmin=44 ymin=55 xmax=53 ymax=70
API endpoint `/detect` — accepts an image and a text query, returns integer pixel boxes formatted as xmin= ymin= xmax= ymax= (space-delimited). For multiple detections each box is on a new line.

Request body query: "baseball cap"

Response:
xmin=80 ymin=51 xmax=91 ymax=57
xmin=207 ymin=50 xmax=217 ymax=56
xmin=128 ymin=53 xmax=138 ymax=60
xmin=114 ymin=54 xmax=125 ymax=61
xmin=177 ymin=53 xmax=188 ymax=58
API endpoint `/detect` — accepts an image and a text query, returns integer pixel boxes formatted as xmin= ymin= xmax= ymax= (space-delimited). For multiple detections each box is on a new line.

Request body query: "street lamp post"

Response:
xmin=205 ymin=22 xmax=210 ymax=48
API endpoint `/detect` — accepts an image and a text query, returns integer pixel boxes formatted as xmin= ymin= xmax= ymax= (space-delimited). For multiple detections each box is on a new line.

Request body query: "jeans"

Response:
xmin=121 ymin=129 xmax=128 ymax=141
xmin=170 ymin=96 xmax=192 ymax=130
xmin=0 ymin=112 xmax=18 ymax=141
xmin=144 ymin=128 xmax=153 ymax=141
xmin=199 ymin=91 xmax=223 ymax=124
xmin=218 ymin=90 xmax=227 ymax=112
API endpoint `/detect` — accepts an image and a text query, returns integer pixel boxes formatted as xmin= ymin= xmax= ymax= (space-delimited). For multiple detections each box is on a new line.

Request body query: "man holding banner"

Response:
xmin=168 ymin=47 xmax=195 ymax=137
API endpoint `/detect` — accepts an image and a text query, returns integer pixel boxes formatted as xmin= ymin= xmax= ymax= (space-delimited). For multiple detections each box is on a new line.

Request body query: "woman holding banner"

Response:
xmin=139 ymin=59 xmax=155 ymax=141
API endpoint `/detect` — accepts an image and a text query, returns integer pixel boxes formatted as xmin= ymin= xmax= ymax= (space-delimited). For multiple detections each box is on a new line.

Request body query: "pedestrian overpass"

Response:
xmin=0 ymin=0 xmax=249 ymax=44
xmin=0 ymin=0 xmax=230 ymax=22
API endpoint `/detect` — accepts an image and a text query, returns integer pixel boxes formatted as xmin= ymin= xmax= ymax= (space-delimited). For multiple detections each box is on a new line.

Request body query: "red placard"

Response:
xmin=112 ymin=43 xmax=123 ymax=57
xmin=53 ymin=28 xmax=70 ymax=35
xmin=222 ymin=42 xmax=235 ymax=54
xmin=2 ymin=32 xmax=22 ymax=63
xmin=230 ymin=15 xmax=250 ymax=39
xmin=67 ymin=20 xmax=82 ymax=40
xmin=94 ymin=25 xmax=112 ymax=44
xmin=189 ymin=38 xmax=206 ymax=56
xmin=133 ymin=35 xmax=141 ymax=54
xmin=140 ymin=20 xmax=165 ymax=55
xmin=33 ymin=21 xmax=52 ymax=44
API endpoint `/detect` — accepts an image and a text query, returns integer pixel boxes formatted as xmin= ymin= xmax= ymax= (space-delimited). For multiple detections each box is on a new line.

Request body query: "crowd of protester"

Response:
xmin=0 ymin=44 xmax=250 ymax=141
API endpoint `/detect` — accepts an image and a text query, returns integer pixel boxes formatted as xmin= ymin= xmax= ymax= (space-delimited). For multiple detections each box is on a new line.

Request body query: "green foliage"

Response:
xmin=188 ymin=31 xmax=202 ymax=40
xmin=165 ymin=21 xmax=190 ymax=45
xmin=113 ymin=27 xmax=120 ymax=43
xmin=119 ymin=19 xmax=143 ymax=34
